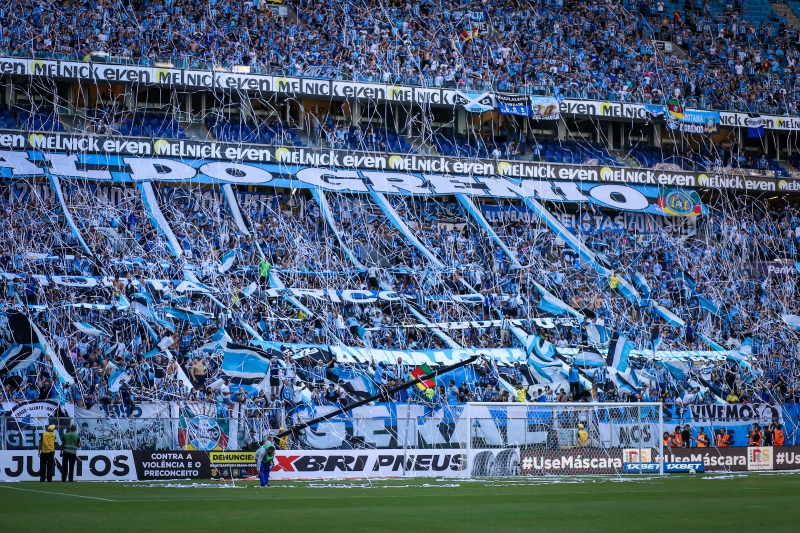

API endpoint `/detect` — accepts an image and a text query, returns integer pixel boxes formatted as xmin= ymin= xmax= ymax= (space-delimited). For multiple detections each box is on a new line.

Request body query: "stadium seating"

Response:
xmin=1 ymin=0 xmax=799 ymax=433
xmin=0 ymin=0 xmax=799 ymax=113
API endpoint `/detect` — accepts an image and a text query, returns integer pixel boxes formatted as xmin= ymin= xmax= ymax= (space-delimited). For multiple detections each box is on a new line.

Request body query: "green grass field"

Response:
xmin=1 ymin=474 xmax=799 ymax=532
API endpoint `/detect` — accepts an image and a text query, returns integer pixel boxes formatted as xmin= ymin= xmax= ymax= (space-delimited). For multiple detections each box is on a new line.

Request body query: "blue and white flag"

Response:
xmin=0 ymin=344 xmax=40 ymax=373
xmin=697 ymin=331 xmax=726 ymax=352
xmin=496 ymin=93 xmax=533 ymax=117
xmin=652 ymin=304 xmax=686 ymax=327
xmin=130 ymin=293 xmax=175 ymax=333
xmin=614 ymin=277 xmax=643 ymax=306
xmin=221 ymin=343 xmax=272 ymax=380
xmin=165 ymin=307 xmax=211 ymax=326
xmin=674 ymin=271 xmax=696 ymax=290
xmin=142 ymin=347 xmax=162 ymax=359
xmin=342 ymin=375 xmax=375 ymax=400
xmin=198 ymin=328 xmax=233 ymax=354
xmin=585 ymin=323 xmax=610 ymax=347
xmin=141 ymin=320 xmax=160 ymax=342
xmin=218 ymin=250 xmax=237 ymax=274
xmin=534 ymin=282 xmax=585 ymax=323
xmin=530 ymin=335 xmax=555 ymax=361
xmin=572 ymin=348 xmax=606 ymax=368
xmin=241 ymin=282 xmax=258 ymax=300
xmin=73 ymin=321 xmax=111 ymax=337
xmin=746 ymin=113 xmax=765 ymax=138
xmin=740 ymin=337 xmax=753 ymax=355
xmin=606 ymin=333 xmax=632 ymax=372
xmin=781 ymin=314 xmax=800 ymax=330
xmin=130 ymin=292 xmax=154 ymax=310
xmin=237 ymin=321 xmax=264 ymax=342
xmin=697 ymin=294 xmax=723 ymax=317
xmin=108 ymin=367 xmax=130 ymax=392
xmin=660 ymin=359 xmax=689 ymax=381
xmin=526 ymin=355 xmax=561 ymax=384
xmin=613 ymin=368 xmax=640 ymax=394
xmin=631 ymin=272 xmax=652 ymax=300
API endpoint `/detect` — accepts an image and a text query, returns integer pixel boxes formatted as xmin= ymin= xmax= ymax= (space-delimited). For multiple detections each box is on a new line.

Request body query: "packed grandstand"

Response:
xmin=1 ymin=0 xmax=800 ymax=479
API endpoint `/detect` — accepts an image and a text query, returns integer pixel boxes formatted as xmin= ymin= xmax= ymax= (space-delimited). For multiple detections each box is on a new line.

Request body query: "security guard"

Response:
xmin=696 ymin=428 xmax=709 ymax=447
xmin=577 ymin=424 xmax=590 ymax=447
xmin=715 ymin=429 xmax=730 ymax=447
xmin=39 ymin=424 xmax=57 ymax=482
xmin=671 ymin=426 xmax=683 ymax=447
xmin=773 ymin=424 xmax=785 ymax=446
xmin=60 ymin=424 xmax=81 ymax=482
xmin=749 ymin=423 xmax=763 ymax=446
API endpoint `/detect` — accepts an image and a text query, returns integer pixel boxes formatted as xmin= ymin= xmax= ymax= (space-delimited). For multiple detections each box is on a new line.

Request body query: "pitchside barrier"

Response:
xmin=2 ymin=402 xmax=799 ymax=480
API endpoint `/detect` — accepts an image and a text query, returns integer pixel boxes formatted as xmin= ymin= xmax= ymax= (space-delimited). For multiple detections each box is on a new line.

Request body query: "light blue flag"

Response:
xmin=661 ymin=359 xmax=689 ymax=381
xmin=652 ymin=304 xmax=686 ymax=327
xmin=534 ymin=282 xmax=585 ymax=323
xmin=109 ymin=368 xmax=130 ymax=392
xmin=530 ymin=335 xmax=555 ymax=361
xmin=614 ymin=277 xmax=643 ymax=306
xmin=631 ymin=272 xmax=652 ymax=300
xmin=585 ymin=323 xmax=610 ymax=347
xmin=674 ymin=271 xmax=696 ymax=289
xmin=572 ymin=348 xmax=606 ymax=368
xmin=606 ymin=333 xmax=632 ymax=372
xmin=782 ymin=314 xmax=800 ymax=330
xmin=697 ymin=294 xmax=723 ymax=317
xmin=219 ymin=250 xmax=237 ymax=273
xmin=697 ymin=332 xmax=726 ymax=352
xmin=131 ymin=293 xmax=176 ymax=333
xmin=141 ymin=320 xmax=159 ymax=342
xmin=740 ymin=337 xmax=753 ymax=355
xmin=143 ymin=347 xmax=162 ymax=358
xmin=526 ymin=355 xmax=559 ymax=384
xmin=614 ymin=368 xmax=640 ymax=394
xmin=73 ymin=321 xmax=111 ymax=337
xmin=241 ymin=282 xmax=258 ymax=300
xmin=165 ymin=307 xmax=211 ymax=326
xmin=221 ymin=344 xmax=272 ymax=379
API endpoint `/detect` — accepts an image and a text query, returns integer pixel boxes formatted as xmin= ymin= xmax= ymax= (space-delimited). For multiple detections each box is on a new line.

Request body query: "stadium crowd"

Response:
xmin=1 ymin=178 xmax=800 ymax=433
xmin=0 ymin=0 xmax=800 ymax=437
xmin=1 ymin=0 xmax=799 ymax=114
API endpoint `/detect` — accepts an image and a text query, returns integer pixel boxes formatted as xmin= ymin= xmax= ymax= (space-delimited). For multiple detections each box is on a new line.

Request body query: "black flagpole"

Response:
xmin=276 ymin=355 xmax=479 ymax=438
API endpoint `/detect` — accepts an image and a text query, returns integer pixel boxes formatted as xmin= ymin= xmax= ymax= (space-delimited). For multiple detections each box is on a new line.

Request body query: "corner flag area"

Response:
xmin=2 ymin=473 xmax=799 ymax=533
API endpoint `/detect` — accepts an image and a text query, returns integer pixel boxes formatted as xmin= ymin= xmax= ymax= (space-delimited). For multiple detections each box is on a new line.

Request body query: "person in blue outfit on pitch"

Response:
xmin=255 ymin=441 xmax=276 ymax=488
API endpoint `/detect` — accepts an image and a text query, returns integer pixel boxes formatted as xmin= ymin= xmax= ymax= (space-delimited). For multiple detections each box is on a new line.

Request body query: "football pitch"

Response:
xmin=1 ymin=474 xmax=799 ymax=532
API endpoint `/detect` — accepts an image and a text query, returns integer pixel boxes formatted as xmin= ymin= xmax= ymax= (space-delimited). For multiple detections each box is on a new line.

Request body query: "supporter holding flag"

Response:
xmin=410 ymin=364 xmax=435 ymax=391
